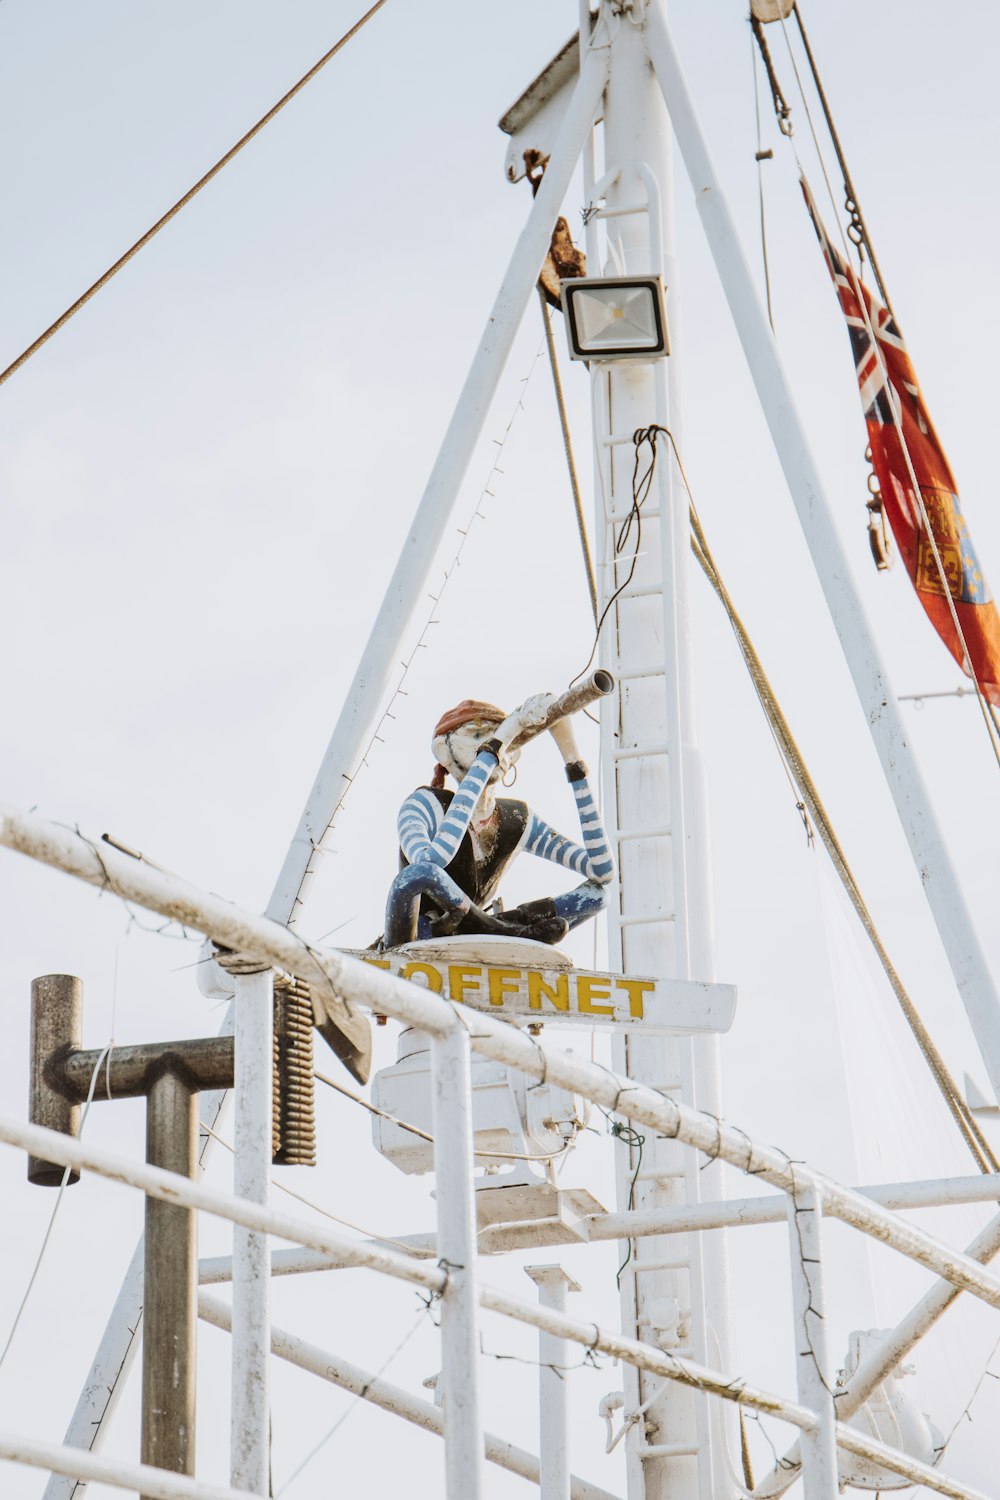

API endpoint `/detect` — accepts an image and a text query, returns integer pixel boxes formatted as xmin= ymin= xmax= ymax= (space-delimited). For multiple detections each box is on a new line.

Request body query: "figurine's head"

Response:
xmin=430 ymin=699 xmax=519 ymax=788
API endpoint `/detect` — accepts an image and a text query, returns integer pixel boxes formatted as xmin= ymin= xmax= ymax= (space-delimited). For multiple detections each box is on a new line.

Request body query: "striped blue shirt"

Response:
xmin=398 ymin=749 xmax=614 ymax=885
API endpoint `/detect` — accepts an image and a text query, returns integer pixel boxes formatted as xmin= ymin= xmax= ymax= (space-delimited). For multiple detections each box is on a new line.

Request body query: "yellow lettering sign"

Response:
xmin=576 ymin=974 xmax=614 ymax=1016
xmin=401 ymin=961 xmax=443 ymax=992
xmin=448 ymin=965 xmax=482 ymax=1001
xmin=527 ymin=971 xmax=569 ymax=1012
xmin=616 ymin=977 xmax=655 ymax=1019
xmin=363 ymin=958 xmax=392 ymax=971
xmin=488 ymin=967 xmax=522 ymax=1007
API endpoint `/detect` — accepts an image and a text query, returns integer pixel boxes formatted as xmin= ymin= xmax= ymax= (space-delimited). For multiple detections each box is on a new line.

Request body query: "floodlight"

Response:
xmin=561 ymin=275 xmax=669 ymax=362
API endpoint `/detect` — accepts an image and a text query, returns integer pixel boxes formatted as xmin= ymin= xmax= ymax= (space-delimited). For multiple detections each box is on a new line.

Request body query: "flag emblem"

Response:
xmin=803 ymin=178 xmax=1000 ymax=704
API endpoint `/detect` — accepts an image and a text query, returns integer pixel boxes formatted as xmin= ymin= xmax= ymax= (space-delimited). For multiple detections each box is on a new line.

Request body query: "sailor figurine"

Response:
xmin=383 ymin=694 xmax=614 ymax=948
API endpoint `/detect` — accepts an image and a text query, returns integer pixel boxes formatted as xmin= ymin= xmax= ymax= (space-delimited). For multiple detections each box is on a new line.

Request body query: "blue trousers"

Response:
xmin=384 ymin=861 xmax=607 ymax=948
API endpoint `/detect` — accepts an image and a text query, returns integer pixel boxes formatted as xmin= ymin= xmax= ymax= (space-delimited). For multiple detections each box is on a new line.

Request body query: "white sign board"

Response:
xmin=343 ymin=943 xmax=736 ymax=1034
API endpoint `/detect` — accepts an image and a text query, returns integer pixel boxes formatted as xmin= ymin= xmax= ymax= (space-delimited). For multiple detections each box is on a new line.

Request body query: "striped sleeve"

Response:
xmin=398 ymin=748 xmax=499 ymax=869
xmin=397 ymin=787 xmax=446 ymax=865
xmin=522 ymin=774 xmax=615 ymax=884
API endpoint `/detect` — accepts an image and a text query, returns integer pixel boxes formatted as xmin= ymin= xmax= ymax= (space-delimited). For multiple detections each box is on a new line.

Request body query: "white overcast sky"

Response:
xmin=2 ymin=2 xmax=1000 ymax=1496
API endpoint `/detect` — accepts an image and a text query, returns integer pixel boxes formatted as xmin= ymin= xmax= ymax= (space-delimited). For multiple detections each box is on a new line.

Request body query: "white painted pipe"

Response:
xmin=643 ymin=1 xmax=1000 ymax=1100
xmin=525 ymin=1267 xmax=580 ymax=1500
xmin=41 ymin=1239 xmax=146 ymax=1500
xmin=786 ymin=1185 xmax=837 ymax=1499
xmin=752 ymin=1207 xmax=1000 ymax=1498
xmin=471 ymin=1291 xmax=987 ymax=1500
xmin=591 ymin=1173 xmax=1000 ymax=1237
xmin=3 ymin=805 xmax=1000 ymax=1309
xmin=193 ymin=1176 xmax=1000 ymax=1291
xmin=263 ymin=43 xmax=609 ymax=930
xmin=430 ymin=1022 xmax=484 ymax=1500
xmin=0 ymin=1109 xmax=446 ymax=1298
xmin=199 ymin=1294 xmax=622 ymax=1500
xmin=0 ymin=1110 xmax=813 ymax=1432
xmin=0 ymin=1106 xmax=982 ymax=1499
xmin=229 ymin=971 xmax=272 ymax=1496
xmin=0 ymin=1430 xmax=255 ymax=1500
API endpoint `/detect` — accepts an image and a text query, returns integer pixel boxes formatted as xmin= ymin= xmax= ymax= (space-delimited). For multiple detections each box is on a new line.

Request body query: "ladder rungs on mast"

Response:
xmin=616 ymin=582 xmax=669 ymax=602
xmin=641 ymin=1442 xmax=701 ymax=1461
xmin=613 ymin=743 xmax=669 ymax=760
xmin=614 ymin=911 xmax=675 ymax=927
xmin=606 ymin=507 xmax=661 ymax=524
xmin=615 ymin=825 xmax=672 ymax=842
xmin=624 ymin=1257 xmax=692 ymax=1275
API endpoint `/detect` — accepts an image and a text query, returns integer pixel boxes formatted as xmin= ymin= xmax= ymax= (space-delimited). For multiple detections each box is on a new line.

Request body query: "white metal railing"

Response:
xmin=1 ymin=803 xmax=999 ymax=1500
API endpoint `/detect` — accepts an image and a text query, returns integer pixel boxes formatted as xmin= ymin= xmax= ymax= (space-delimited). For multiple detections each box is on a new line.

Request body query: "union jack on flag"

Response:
xmin=803 ymin=177 xmax=1000 ymax=705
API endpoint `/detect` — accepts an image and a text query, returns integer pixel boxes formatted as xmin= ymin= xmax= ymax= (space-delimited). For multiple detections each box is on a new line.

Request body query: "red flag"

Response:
xmin=803 ymin=178 xmax=1000 ymax=705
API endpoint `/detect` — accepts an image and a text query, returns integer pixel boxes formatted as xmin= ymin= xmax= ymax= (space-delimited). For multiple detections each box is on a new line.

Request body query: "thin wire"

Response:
xmin=274 ymin=1306 xmax=428 ymax=1495
xmin=939 ymin=1331 xmax=1000 ymax=1453
xmin=0 ymin=0 xmax=392 ymax=390
xmin=572 ymin=426 xmax=659 ymax=686
xmin=790 ymin=1 xmax=894 ymax=315
xmin=198 ymin=1119 xmax=420 ymax=1255
xmin=314 ymin=1068 xmax=572 ymax=1164
xmin=0 ymin=1038 xmax=116 ymax=1372
xmin=774 ymin=12 xmax=1000 ymax=771
xmin=750 ymin=30 xmax=776 ymax=331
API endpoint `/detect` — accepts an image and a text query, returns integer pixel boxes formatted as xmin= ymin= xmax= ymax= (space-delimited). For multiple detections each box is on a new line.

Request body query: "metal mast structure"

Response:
xmin=14 ymin=5 xmax=1000 ymax=1500
xmin=585 ymin=12 xmax=723 ymax=1499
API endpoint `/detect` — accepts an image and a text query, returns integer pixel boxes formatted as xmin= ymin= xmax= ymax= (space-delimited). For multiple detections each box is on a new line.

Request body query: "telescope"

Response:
xmin=506 ymin=669 xmax=615 ymax=752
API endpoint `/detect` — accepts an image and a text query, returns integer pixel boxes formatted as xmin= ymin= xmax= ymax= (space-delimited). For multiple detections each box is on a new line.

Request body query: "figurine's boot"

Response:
xmin=494 ymin=896 xmax=569 ymax=946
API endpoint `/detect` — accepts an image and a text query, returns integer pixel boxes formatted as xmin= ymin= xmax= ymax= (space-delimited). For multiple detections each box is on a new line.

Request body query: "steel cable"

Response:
xmin=0 ymin=0 xmax=391 ymax=389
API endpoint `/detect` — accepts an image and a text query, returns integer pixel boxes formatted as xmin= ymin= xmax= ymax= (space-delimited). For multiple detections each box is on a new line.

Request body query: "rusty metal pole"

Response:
xmin=28 ymin=974 xmax=82 ymax=1185
xmin=142 ymin=1066 xmax=198 ymax=1491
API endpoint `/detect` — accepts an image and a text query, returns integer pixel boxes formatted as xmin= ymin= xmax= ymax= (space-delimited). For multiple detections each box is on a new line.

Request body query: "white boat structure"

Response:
xmin=2 ymin=3 xmax=1000 ymax=1498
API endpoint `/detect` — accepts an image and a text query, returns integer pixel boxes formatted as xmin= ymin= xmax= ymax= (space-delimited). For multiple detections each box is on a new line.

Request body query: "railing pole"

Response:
xmin=525 ymin=1266 xmax=580 ymax=1500
xmin=430 ymin=1021 xmax=483 ymax=1500
xmin=142 ymin=1070 xmax=198 ymax=1493
xmin=787 ymin=1183 xmax=838 ymax=1498
xmin=230 ymin=970 xmax=273 ymax=1495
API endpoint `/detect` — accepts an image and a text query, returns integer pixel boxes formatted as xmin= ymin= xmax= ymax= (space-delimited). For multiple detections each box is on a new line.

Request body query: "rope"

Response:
xmin=750 ymin=29 xmax=776 ymax=332
xmin=538 ymin=286 xmax=599 ymax=623
xmin=771 ymin=9 xmax=1000 ymax=771
xmin=646 ymin=425 xmax=998 ymax=1175
xmin=790 ymin=1 xmax=894 ymax=316
xmin=0 ymin=0 xmax=391 ymax=390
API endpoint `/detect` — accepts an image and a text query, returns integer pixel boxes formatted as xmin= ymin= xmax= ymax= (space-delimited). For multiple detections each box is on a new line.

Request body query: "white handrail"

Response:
xmin=3 ymin=802 xmax=1000 ymax=1309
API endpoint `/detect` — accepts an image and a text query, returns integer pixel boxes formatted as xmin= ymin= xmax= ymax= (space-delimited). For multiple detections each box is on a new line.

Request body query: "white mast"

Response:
xmin=587 ymin=8 xmax=726 ymax=1498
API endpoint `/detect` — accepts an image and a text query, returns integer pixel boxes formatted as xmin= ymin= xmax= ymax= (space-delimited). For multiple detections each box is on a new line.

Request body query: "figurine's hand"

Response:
xmin=495 ymin=692 xmax=557 ymax=747
xmin=548 ymin=714 xmax=580 ymax=764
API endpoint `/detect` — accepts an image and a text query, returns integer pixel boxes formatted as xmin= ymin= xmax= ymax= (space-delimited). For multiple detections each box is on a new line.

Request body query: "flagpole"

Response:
xmin=644 ymin=4 xmax=1000 ymax=1102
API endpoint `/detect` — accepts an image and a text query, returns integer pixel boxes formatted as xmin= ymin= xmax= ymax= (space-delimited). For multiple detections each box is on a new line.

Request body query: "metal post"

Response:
xmin=430 ymin=1021 xmax=483 ymax=1500
xmin=787 ymin=1184 xmax=838 ymax=1498
xmin=592 ymin=8 xmax=716 ymax=1498
xmin=525 ymin=1266 xmax=580 ymax=1500
xmin=230 ymin=971 xmax=273 ymax=1495
xmin=28 ymin=974 xmax=82 ymax=1186
xmin=142 ymin=1068 xmax=198 ymax=1491
xmin=643 ymin=1 xmax=1000 ymax=1100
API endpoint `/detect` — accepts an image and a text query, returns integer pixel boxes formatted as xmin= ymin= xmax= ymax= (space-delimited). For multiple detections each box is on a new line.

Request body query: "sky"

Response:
xmin=2 ymin=1 xmax=1000 ymax=1496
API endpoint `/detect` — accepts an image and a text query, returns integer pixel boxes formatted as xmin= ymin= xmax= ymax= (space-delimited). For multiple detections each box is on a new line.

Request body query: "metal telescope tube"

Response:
xmin=506 ymin=669 xmax=615 ymax=751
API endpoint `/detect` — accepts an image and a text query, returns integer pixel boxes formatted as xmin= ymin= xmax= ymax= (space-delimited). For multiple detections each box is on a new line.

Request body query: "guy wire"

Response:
xmin=0 ymin=0 xmax=392 ymax=389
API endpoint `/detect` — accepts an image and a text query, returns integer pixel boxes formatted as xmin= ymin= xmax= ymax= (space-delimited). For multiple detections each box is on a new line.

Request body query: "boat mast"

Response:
xmin=587 ymin=7 xmax=728 ymax=1497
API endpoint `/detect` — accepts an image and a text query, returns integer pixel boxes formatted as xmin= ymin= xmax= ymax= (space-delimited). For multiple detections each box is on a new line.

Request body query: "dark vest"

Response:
xmin=400 ymin=786 xmax=529 ymax=928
